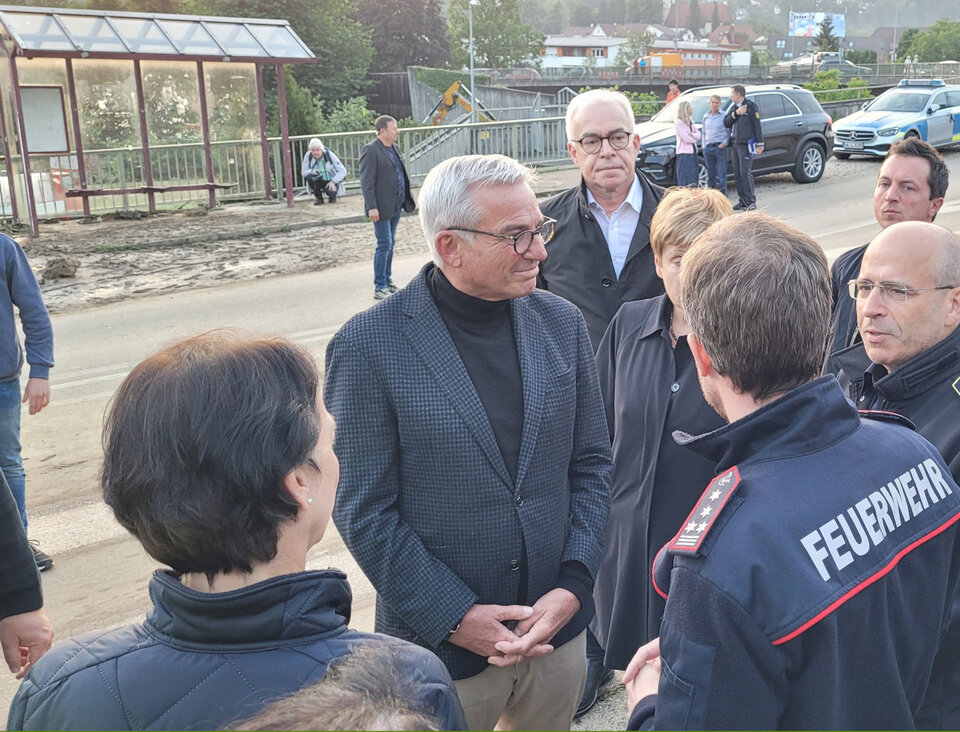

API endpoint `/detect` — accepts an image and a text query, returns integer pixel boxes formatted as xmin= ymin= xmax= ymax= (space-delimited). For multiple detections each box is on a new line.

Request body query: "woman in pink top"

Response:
xmin=674 ymin=101 xmax=700 ymax=187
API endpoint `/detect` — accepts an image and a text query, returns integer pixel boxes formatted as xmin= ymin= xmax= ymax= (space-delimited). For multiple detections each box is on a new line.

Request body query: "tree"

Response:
xmin=845 ymin=49 xmax=877 ymax=64
xmin=570 ymin=1 xmax=596 ymax=25
xmin=614 ymin=32 xmax=654 ymax=65
xmin=609 ymin=0 xmax=626 ymax=22
xmin=625 ymin=0 xmax=662 ymax=23
xmin=896 ymin=27 xmax=921 ymax=61
xmin=357 ymin=0 xmax=449 ymax=72
xmin=815 ymin=15 xmax=839 ymax=52
xmin=186 ymin=0 xmax=374 ymax=104
xmin=711 ymin=2 xmax=720 ymax=29
xmin=905 ymin=19 xmax=960 ymax=62
xmin=598 ymin=0 xmax=612 ymax=22
xmin=448 ymin=0 xmax=545 ymax=69
xmin=688 ymin=0 xmax=701 ymax=34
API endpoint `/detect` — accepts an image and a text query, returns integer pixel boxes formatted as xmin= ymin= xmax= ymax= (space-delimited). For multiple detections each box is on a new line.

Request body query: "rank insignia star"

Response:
xmin=709 ymin=489 xmax=722 ymax=501
xmin=697 ymin=521 xmax=708 ymax=532
xmin=686 ymin=521 xmax=698 ymax=532
xmin=670 ymin=465 xmax=742 ymax=555
xmin=700 ymin=505 xmax=713 ymax=517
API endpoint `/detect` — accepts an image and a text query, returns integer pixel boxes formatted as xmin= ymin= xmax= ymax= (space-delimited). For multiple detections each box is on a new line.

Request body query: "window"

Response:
xmin=753 ymin=92 xmax=787 ymax=119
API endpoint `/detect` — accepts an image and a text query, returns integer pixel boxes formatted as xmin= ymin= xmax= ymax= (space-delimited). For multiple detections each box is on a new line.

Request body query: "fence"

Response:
xmin=0 ymin=78 xmax=947 ymax=224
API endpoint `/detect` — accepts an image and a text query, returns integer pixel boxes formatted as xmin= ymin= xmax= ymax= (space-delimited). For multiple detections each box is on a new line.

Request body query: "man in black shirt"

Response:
xmin=723 ymin=84 xmax=763 ymax=210
xmin=326 ymin=154 xmax=612 ymax=731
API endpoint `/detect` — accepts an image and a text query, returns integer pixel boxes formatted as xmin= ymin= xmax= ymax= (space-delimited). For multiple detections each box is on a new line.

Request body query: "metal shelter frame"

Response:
xmin=0 ymin=5 xmax=316 ymax=233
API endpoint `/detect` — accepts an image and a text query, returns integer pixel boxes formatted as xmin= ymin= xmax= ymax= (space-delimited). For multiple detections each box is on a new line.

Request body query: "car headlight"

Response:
xmin=877 ymin=127 xmax=899 ymax=137
xmin=643 ymin=144 xmax=675 ymax=157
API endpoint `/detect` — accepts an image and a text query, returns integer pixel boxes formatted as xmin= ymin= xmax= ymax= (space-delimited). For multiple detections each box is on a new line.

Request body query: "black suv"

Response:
xmin=635 ymin=84 xmax=834 ymax=187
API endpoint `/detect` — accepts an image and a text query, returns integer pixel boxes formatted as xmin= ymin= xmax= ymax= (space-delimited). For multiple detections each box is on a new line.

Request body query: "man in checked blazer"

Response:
xmin=325 ymin=154 xmax=612 ymax=731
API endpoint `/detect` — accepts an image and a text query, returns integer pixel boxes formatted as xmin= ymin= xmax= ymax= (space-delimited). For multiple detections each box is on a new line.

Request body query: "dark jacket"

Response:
xmin=0 ymin=235 xmax=53 ymax=383
xmin=836 ymin=324 xmax=960 ymax=730
xmin=593 ymin=296 xmax=724 ymax=668
xmin=631 ymin=377 xmax=960 ymax=730
xmin=358 ymin=138 xmax=414 ymax=220
xmin=538 ymin=169 xmax=665 ymax=350
xmin=0 ymin=472 xmax=41 ymax=621
xmin=7 ymin=569 xmax=466 ymax=731
xmin=825 ymin=243 xmax=867 ymax=377
xmin=723 ymin=98 xmax=763 ymax=146
xmin=325 ymin=264 xmax=612 ymax=680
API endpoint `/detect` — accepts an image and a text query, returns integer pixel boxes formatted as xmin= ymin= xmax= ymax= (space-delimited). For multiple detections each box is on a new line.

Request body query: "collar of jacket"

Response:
xmin=674 ymin=376 xmax=858 ymax=471
xmin=144 ymin=568 xmax=352 ymax=648
xmin=631 ymin=293 xmax=673 ymax=341
xmin=575 ymin=165 xmax=650 ymax=221
xmin=868 ymin=324 xmax=960 ymax=401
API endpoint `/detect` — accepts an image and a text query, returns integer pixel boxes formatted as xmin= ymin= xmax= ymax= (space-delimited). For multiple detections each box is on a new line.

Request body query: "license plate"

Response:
xmin=843 ymin=141 xmax=864 ymax=150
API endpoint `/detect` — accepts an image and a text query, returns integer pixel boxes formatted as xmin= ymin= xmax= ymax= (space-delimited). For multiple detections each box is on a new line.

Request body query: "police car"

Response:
xmin=833 ymin=79 xmax=960 ymax=159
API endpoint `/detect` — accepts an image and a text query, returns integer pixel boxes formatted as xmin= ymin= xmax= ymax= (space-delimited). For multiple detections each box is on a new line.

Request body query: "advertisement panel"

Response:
xmin=788 ymin=11 xmax=846 ymax=37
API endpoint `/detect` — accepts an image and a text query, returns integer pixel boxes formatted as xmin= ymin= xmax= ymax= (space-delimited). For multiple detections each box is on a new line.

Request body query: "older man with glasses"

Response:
xmin=539 ymin=89 xmax=664 ymax=355
xmin=326 ymin=154 xmax=612 ymax=732
xmin=833 ymin=219 xmax=960 ymax=729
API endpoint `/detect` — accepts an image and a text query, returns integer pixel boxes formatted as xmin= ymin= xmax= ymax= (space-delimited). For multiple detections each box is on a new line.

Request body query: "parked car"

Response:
xmin=833 ymin=79 xmax=960 ymax=159
xmin=634 ymin=84 xmax=834 ymax=187
xmin=502 ymin=67 xmax=541 ymax=82
xmin=816 ymin=58 xmax=875 ymax=79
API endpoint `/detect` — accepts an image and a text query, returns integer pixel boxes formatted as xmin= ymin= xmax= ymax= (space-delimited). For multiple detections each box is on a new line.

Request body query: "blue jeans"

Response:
xmin=675 ymin=153 xmax=698 ymax=187
xmin=704 ymin=144 xmax=727 ymax=193
xmin=373 ymin=213 xmax=401 ymax=290
xmin=0 ymin=379 xmax=26 ymax=529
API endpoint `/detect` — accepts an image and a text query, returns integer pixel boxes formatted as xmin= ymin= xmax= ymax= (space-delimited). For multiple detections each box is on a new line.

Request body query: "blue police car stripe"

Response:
xmin=773 ymin=505 xmax=960 ymax=645
xmin=669 ymin=466 xmax=741 ymax=554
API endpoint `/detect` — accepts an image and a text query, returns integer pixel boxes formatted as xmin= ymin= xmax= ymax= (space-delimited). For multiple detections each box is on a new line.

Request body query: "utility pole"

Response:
xmin=469 ymin=0 xmax=479 ymax=123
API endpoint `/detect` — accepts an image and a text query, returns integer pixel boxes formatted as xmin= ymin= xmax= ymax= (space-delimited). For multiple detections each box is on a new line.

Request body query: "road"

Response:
xmin=4 ymin=152 xmax=960 ymax=727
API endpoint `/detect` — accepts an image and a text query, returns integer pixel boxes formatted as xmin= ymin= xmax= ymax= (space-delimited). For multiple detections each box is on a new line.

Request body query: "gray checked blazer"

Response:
xmin=324 ymin=264 xmax=612 ymax=680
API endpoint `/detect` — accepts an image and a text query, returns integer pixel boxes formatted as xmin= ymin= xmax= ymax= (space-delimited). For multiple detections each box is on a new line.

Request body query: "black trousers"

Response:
xmin=732 ymin=143 xmax=755 ymax=206
xmin=307 ymin=176 xmax=337 ymax=202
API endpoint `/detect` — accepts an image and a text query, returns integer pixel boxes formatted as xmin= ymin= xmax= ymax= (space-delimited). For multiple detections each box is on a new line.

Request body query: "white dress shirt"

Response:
xmin=586 ymin=174 xmax=644 ymax=279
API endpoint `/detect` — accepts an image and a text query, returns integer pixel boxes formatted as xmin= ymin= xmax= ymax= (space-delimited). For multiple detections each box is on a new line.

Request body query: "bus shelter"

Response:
xmin=0 ymin=5 xmax=315 ymax=233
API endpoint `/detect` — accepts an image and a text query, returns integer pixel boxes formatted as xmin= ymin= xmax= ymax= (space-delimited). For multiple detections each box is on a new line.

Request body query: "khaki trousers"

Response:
xmin=453 ymin=630 xmax=587 ymax=731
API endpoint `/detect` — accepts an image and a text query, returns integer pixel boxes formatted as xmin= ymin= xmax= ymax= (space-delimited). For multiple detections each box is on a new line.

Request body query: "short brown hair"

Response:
xmin=102 ymin=332 xmax=321 ymax=581
xmin=650 ymin=187 xmax=733 ymax=259
xmin=886 ymin=137 xmax=949 ymax=201
xmin=375 ymin=114 xmax=396 ymax=132
xmin=731 ymin=84 xmax=746 ymax=97
xmin=229 ymin=643 xmax=442 ymax=731
xmin=680 ymin=212 xmax=831 ymax=401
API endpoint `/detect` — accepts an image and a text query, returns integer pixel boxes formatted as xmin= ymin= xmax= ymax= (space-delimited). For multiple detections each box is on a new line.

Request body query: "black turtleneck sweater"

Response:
xmin=428 ymin=266 xmax=592 ymax=611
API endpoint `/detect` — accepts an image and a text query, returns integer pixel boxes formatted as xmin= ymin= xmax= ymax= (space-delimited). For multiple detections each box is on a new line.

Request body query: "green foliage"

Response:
xmin=898 ymin=19 xmax=960 ymax=62
xmin=357 ymin=0 xmax=450 ymax=72
xmin=141 ymin=65 xmax=201 ymax=145
xmin=314 ymin=96 xmax=375 ymax=133
xmin=711 ymin=2 xmax=720 ymax=28
xmin=411 ymin=67 xmax=491 ymax=93
xmin=688 ymin=0 xmax=701 ymax=33
xmin=570 ymin=1 xmax=595 ymax=25
xmin=268 ymin=70 xmax=318 ymax=137
xmin=582 ymin=86 xmax=659 ymax=115
xmin=815 ymin=16 xmax=839 ymax=52
xmin=614 ymin=33 xmax=654 ymax=66
xmin=751 ymin=48 xmax=778 ymax=66
xmin=845 ymin=49 xmax=877 ymax=65
xmin=448 ymin=0 xmax=545 ymax=69
xmin=803 ymin=71 xmax=874 ymax=102
xmin=625 ymin=0 xmax=663 ymax=23
xmin=896 ymin=28 xmax=921 ymax=62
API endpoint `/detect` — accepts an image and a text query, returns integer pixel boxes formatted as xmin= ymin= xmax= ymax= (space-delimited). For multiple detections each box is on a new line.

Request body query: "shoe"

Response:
xmin=374 ymin=288 xmax=391 ymax=300
xmin=30 ymin=541 xmax=53 ymax=572
xmin=732 ymin=201 xmax=746 ymax=210
xmin=314 ymin=200 xmax=323 ymax=206
xmin=744 ymin=203 xmax=757 ymax=211
xmin=574 ymin=658 xmax=612 ymax=719
xmin=386 ymin=282 xmax=399 ymax=293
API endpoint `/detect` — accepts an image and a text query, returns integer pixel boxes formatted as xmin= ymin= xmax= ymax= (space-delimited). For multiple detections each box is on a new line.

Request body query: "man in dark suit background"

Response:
xmin=539 ymin=89 xmax=664 ymax=353
xmin=538 ymin=87 xmax=663 ymax=716
xmin=325 ymin=154 xmax=612 ymax=731
xmin=359 ymin=115 xmax=415 ymax=300
xmin=724 ymin=84 xmax=764 ymax=211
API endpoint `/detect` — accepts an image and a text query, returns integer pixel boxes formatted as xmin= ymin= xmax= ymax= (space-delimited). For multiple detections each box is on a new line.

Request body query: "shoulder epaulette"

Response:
xmin=669 ymin=466 xmax=741 ymax=555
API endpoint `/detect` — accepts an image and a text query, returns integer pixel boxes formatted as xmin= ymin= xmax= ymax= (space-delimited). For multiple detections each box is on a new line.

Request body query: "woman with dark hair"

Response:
xmin=7 ymin=332 xmax=465 ymax=732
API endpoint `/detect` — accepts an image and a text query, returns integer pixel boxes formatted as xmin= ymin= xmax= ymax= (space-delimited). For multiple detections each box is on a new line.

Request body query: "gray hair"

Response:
xmin=418 ymin=154 xmax=534 ymax=266
xmin=940 ymin=229 xmax=960 ymax=287
xmin=308 ymin=138 xmax=323 ymax=150
xmin=564 ymin=88 xmax=635 ymax=142
xmin=680 ymin=212 xmax=831 ymax=402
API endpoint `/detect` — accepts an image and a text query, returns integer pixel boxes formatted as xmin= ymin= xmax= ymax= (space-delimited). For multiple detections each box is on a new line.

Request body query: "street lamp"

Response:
xmin=469 ymin=0 xmax=479 ymax=123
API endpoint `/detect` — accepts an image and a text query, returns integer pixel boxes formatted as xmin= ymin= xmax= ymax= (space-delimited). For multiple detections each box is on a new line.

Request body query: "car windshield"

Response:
xmin=651 ymin=93 xmax=723 ymax=122
xmin=867 ymin=91 xmax=929 ymax=113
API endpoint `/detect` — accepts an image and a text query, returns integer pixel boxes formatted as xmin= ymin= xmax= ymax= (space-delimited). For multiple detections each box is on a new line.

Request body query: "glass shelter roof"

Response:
xmin=0 ymin=5 xmax=315 ymax=63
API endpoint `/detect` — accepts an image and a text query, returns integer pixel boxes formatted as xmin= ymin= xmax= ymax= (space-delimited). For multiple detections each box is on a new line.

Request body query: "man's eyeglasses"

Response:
xmin=571 ymin=130 xmax=632 ymax=155
xmin=847 ymin=279 xmax=958 ymax=303
xmin=447 ymin=218 xmax=557 ymax=255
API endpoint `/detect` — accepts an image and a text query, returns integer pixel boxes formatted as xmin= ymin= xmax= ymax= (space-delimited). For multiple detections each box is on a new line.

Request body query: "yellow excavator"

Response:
xmin=424 ymin=81 xmax=496 ymax=125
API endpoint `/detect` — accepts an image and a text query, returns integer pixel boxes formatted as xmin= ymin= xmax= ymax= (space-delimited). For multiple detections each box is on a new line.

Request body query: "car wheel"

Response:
xmin=792 ymin=141 xmax=825 ymax=183
xmin=904 ymin=130 xmax=920 ymax=139
xmin=697 ymin=159 xmax=708 ymax=188
xmin=834 ymin=151 xmax=851 ymax=160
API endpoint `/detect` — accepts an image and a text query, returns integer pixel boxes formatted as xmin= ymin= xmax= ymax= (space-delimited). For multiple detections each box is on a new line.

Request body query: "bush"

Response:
xmin=578 ymin=86 xmax=660 ymax=116
xmin=803 ymin=71 xmax=874 ymax=102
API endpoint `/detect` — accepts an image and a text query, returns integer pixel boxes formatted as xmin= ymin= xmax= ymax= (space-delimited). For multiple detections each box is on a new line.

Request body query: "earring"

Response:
xmin=307 ymin=498 xmax=313 ymax=504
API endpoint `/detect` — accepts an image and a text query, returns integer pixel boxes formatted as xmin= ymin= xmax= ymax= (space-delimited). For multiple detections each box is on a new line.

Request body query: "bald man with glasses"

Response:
xmin=539 ymin=89 xmax=664 ymax=353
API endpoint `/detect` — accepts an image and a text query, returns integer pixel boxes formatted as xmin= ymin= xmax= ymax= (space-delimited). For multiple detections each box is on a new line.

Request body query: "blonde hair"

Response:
xmin=650 ymin=187 xmax=733 ymax=260
xmin=677 ymin=100 xmax=693 ymax=123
